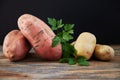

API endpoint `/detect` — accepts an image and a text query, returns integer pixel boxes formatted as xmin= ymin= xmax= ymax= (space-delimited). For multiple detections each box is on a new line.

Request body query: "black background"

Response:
xmin=0 ymin=0 xmax=120 ymax=45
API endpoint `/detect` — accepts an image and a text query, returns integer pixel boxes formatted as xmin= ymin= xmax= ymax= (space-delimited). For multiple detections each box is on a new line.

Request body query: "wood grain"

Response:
xmin=0 ymin=45 xmax=120 ymax=80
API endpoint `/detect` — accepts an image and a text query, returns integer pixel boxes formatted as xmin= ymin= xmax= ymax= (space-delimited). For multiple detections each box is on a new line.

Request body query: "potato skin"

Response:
xmin=74 ymin=32 xmax=96 ymax=60
xmin=3 ymin=30 xmax=31 ymax=61
xmin=18 ymin=14 xmax=62 ymax=60
xmin=94 ymin=44 xmax=115 ymax=61
xmin=71 ymin=41 xmax=76 ymax=46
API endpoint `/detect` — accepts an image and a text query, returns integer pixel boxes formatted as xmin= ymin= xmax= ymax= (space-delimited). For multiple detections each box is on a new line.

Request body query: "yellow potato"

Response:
xmin=71 ymin=41 xmax=76 ymax=45
xmin=74 ymin=32 xmax=96 ymax=60
xmin=94 ymin=44 xmax=115 ymax=61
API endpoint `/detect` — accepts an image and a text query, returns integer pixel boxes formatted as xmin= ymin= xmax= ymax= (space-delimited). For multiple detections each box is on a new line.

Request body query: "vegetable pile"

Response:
xmin=2 ymin=14 xmax=115 ymax=66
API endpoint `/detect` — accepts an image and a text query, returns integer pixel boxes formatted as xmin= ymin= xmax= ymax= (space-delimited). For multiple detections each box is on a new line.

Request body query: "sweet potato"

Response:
xmin=3 ymin=30 xmax=31 ymax=61
xmin=18 ymin=14 xmax=62 ymax=60
xmin=94 ymin=44 xmax=115 ymax=61
xmin=74 ymin=32 xmax=96 ymax=60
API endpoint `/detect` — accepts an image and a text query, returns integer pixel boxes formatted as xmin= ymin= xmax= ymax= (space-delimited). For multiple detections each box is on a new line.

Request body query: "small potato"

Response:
xmin=3 ymin=30 xmax=31 ymax=61
xmin=74 ymin=32 xmax=96 ymax=60
xmin=94 ymin=44 xmax=115 ymax=61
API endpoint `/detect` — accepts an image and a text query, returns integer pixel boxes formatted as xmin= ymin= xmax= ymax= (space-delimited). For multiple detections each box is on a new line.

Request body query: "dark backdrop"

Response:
xmin=0 ymin=0 xmax=120 ymax=45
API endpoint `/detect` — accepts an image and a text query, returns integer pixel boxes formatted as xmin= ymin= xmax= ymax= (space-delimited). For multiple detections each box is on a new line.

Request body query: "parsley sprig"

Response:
xmin=48 ymin=18 xmax=89 ymax=66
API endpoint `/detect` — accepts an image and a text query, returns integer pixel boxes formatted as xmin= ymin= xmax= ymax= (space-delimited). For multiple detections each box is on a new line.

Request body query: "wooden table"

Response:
xmin=0 ymin=45 xmax=120 ymax=80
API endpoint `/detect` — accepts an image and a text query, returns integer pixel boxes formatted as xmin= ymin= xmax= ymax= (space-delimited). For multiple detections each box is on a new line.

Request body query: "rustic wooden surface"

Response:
xmin=0 ymin=45 xmax=120 ymax=80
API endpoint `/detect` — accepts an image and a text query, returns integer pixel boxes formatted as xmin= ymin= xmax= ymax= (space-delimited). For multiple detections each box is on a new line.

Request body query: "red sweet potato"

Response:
xmin=18 ymin=14 xmax=62 ymax=60
xmin=3 ymin=30 xmax=31 ymax=61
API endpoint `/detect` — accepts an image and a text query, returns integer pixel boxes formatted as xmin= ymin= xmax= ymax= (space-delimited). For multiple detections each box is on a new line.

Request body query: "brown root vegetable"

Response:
xmin=94 ymin=44 xmax=115 ymax=61
xmin=74 ymin=32 xmax=96 ymax=60
xmin=18 ymin=14 xmax=62 ymax=60
xmin=3 ymin=30 xmax=31 ymax=61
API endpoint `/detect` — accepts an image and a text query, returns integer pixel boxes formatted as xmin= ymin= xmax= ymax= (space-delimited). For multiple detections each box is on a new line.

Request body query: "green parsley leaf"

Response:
xmin=52 ymin=36 xmax=61 ymax=47
xmin=68 ymin=58 xmax=76 ymax=65
xmin=59 ymin=58 xmax=76 ymax=65
xmin=68 ymin=30 xmax=74 ymax=34
xmin=64 ymin=24 xmax=74 ymax=31
xmin=62 ymin=43 xmax=76 ymax=58
xmin=48 ymin=18 xmax=57 ymax=30
xmin=47 ymin=18 xmax=89 ymax=66
xmin=59 ymin=58 xmax=69 ymax=63
xmin=77 ymin=56 xmax=90 ymax=66
xmin=57 ymin=19 xmax=64 ymax=28
xmin=63 ymin=32 xmax=73 ymax=41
